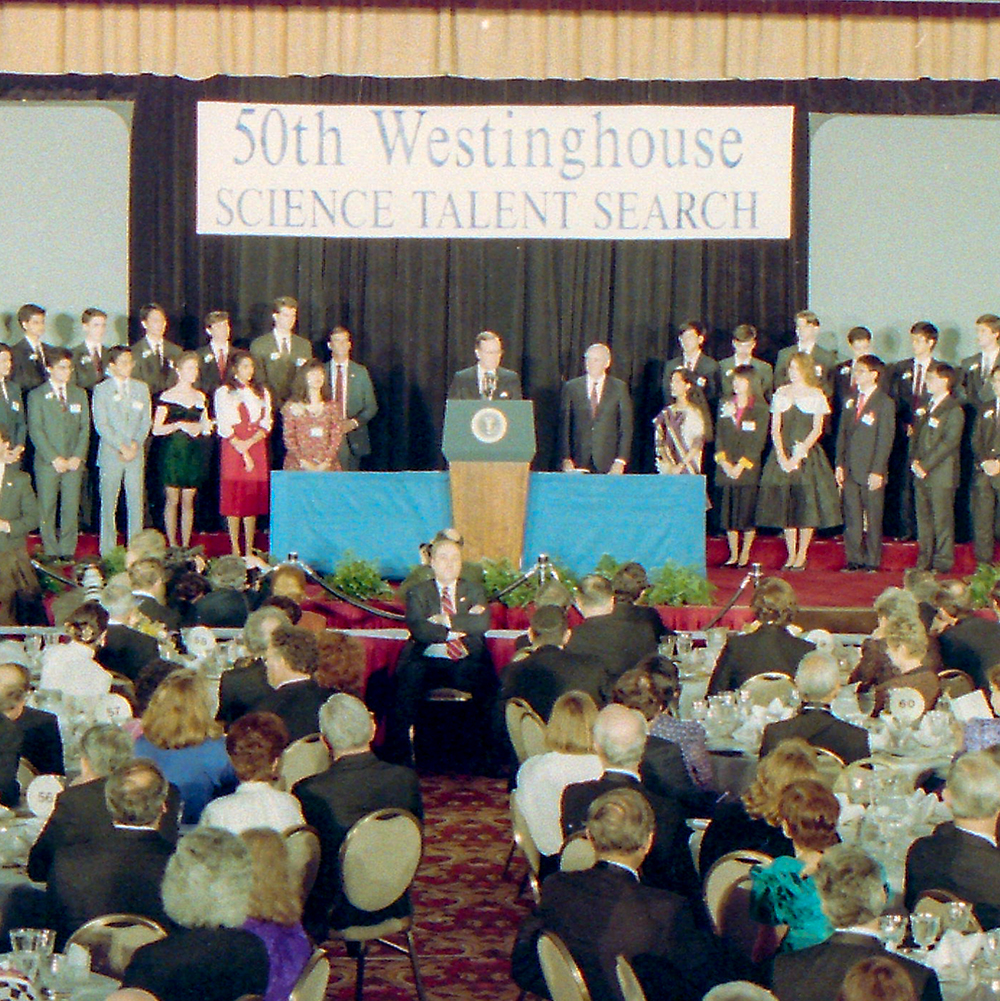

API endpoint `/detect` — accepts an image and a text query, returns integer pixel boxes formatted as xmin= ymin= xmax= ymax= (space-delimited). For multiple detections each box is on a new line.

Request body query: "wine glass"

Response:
xmin=675 ymin=634 xmax=693 ymax=658
xmin=983 ymin=930 xmax=1000 ymax=971
xmin=878 ymin=914 xmax=907 ymax=950
xmin=689 ymin=699 xmax=708 ymax=723
xmin=910 ymin=911 xmax=942 ymax=953
xmin=946 ymin=900 xmax=974 ymax=934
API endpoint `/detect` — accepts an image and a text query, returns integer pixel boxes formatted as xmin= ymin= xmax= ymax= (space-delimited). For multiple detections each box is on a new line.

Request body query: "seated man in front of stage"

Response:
xmin=447 ymin=330 xmax=522 ymax=401
xmin=389 ymin=536 xmax=497 ymax=766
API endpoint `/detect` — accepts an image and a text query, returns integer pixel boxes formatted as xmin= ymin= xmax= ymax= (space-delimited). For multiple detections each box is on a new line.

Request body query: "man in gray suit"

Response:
xmin=92 ymin=346 xmax=152 ymax=557
xmin=326 ymin=327 xmax=378 ymax=471
xmin=0 ymin=427 xmax=38 ymax=553
xmin=27 ymin=348 xmax=89 ymax=559
xmin=249 ymin=296 xmax=313 ymax=407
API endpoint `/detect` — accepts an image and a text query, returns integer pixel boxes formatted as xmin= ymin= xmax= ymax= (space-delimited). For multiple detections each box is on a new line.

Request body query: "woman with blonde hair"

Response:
xmin=134 ymin=669 xmax=235 ymax=822
xmin=513 ymin=691 xmax=602 ymax=871
xmin=700 ymin=738 xmax=820 ymax=874
xmin=241 ymin=828 xmax=312 ymax=1001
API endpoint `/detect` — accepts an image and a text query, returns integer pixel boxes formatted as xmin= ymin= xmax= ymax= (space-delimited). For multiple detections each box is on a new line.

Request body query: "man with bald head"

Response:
xmin=0 ymin=661 xmax=62 ymax=781
xmin=561 ymin=704 xmax=697 ymax=898
xmin=447 ymin=330 xmax=522 ymax=401
xmin=559 ymin=343 xmax=633 ymax=474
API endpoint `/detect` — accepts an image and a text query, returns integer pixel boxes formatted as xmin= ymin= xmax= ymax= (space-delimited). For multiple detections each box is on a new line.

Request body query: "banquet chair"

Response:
xmin=913 ymin=889 xmax=983 ymax=934
xmin=702 ymin=850 xmax=775 ymax=964
xmin=279 ymin=733 xmax=330 ymax=791
xmin=616 ymin=955 xmax=647 ymax=1001
xmin=739 ymin=673 xmax=796 ymax=708
xmin=537 ymin=931 xmax=592 ymax=1001
xmin=505 ymin=697 xmax=547 ymax=765
xmin=812 ymin=747 xmax=845 ymax=787
xmin=283 ymin=823 xmax=322 ymax=903
xmin=510 ymin=794 xmax=543 ymax=903
xmin=15 ymin=757 xmax=36 ymax=795
xmin=288 ymin=948 xmax=331 ymax=1001
xmin=66 ymin=913 xmax=167 ymax=978
xmin=938 ymin=669 xmax=976 ymax=700
xmin=559 ymin=832 xmax=596 ymax=872
xmin=330 ymin=807 xmax=427 ymax=1001
xmin=687 ymin=818 xmax=710 ymax=876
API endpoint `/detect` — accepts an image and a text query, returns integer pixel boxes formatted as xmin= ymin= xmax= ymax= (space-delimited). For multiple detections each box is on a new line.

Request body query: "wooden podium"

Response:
xmin=442 ymin=400 xmax=536 ymax=566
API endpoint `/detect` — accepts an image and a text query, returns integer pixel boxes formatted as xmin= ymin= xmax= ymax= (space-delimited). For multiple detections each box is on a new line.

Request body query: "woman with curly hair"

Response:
xmin=39 ymin=600 xmax=114 ymax=696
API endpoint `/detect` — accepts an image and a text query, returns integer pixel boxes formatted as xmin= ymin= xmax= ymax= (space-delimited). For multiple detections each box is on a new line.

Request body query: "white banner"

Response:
xmin=197 ymin=102 xmax=793 ymax=241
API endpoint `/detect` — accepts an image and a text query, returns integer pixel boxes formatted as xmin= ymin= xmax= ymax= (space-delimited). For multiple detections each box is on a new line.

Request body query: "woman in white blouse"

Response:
xmin=214 ymin=351 xmax=273 ymax=558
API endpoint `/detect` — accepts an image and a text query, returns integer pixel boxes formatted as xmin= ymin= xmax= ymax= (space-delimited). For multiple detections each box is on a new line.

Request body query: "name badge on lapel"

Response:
xmin=741 ymin=421 xmax=756 ymax=431
xmin=696 ymin=376 xmax=706 ymax=387
xmin=9 ymin=402 xmax=19 ymax=412
xmin=69 ymin=403 xmax=82 ymax=414
xmin=929 ymin=417 xmax=940 ymax=429
xmin=845 ymin=398 xmax=855 ymax=410
xmin=270 ymin=352 xmax=280 ymax=361
xmin=294 ymin=357 xmax=307 ymax=367
xmin=861 ymin=412 xmax=875 ymax=426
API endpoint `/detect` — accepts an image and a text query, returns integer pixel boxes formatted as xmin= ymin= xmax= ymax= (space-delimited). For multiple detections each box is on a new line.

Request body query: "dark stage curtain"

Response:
xmin=3 ymin=75 xmax=1000 ymax=474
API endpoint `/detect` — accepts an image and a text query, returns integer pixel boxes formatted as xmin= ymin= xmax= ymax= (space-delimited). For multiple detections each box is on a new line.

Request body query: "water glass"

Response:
xmin=690 ymin=699 xmax=708 ymax=722
xmin=675 ymin=634 xmax=693 ymax=658
xmin=658 ymin=637 xmax=677 ymax=659
xmin=878 ymin=913 xmax=907 ymax=949
xmin=910 ymin=912 xmax=942 ymax=952
xmin=983 ymin=930 xmax=1000 ymax=970
xmin=946 ymin=900 xmax=974 ymax=934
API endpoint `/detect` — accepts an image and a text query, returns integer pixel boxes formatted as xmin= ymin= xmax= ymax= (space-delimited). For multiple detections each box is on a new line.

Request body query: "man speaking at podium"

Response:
xmin=448 ymin=331 xmax=523 ymax=401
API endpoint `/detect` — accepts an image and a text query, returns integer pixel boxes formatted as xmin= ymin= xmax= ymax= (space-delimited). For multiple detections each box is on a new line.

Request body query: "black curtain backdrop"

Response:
xmin=3 ymin=74 xmax=1000 ymax=473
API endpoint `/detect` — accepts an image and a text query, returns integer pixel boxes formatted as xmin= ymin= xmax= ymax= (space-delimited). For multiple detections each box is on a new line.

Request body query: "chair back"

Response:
xmin=16 ymin=757 xmax=36 ymax=794
xmin=739 ymin=673 xmax=796 ymax=708
xmin=886 ymin=686 xmax=926 ymax=724
xmin=537 ymin=931 xmax=592 ymax=1001
xmin=338 ymin=808 xmax=422 ymax=913
xmin=616 ymin=955 xmax=647 ymax=1001
xmin=65 ymin=913 xmax=167 ymax=978
xmin=938 ymin=669 xmax=976 ymax=699
xmin=279 ymin=733 xmax=330 ymax=792
xmin=812 ymin=746 xmax=846 ymax=787
xmin=288 ymin=948 xmax=331 ymax=1001
xmin=284 ymin=824 xmax=322 ymax=903
xmin=702 ymin=850 xmax=774 ymax=963
xmin=505 ymin=698 xmax=547 ymax=764
xmin=559 ymin=833 xmax=596 ymax=872
xmin=510 ymin=793 xmax=542 ymax=902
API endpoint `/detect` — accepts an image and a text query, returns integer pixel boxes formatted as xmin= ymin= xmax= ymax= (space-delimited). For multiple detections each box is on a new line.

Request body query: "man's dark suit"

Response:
xmin=14 ymin=706 xmax=63 ymax=776
xmin=9 ymin=338 xmax=53 ymax=392
xmin=719 ymin=355 xmax=774 ymax=400
xmin=192 ymin=588 xmax=250 ymax=629
xmin=216 ymin=659 xmax=273 ymax=726
xmin=887 ymin=357 xmax=936 ymax=538
xmin=196 ymin=343 xmax=231 ymax=408
xmin=255 ymin=678 xmax=330 ymax=742
xmin=835 ymin=387 xmax=895 ymax=568
xmin=0 ymin=466 xmax=38 ymax=553
xmin=28 ymin=776 xmax=181 ymax=884
xmin=130 ymin=336 xmax=181 ymax=396
xmin=249 ymin=331 xmax=313 ymax=405
xmin=447 ymin=366 xmax=522 ymax=401
xmin=774 ymin=344 xmax=838 ymax=395
xmin=971 ymin=399 xmax=1000 ymax=563
xmin=512 ymin=862 xmax=743 ymax=1001
xmin=561 ymin=771 xmax=698 ymax=899
xmin=328 ymin=359 xmax=379 ymax=469
xmin=905 ymin=822 xmax=1000 ymax=929
xmin=707 ymin=625 xmax=815 ymax=696
xmin=936 ymin=615 xmax=1000 ymax=690
xmin=135 ymin=594 xmax=181 ymax=632
xmin=97 ymin=623 xmax=159 ymax=682
xmin=46 ymin=827 xmax=174 ymax=944
xmin=295 ymin=750 xmax=423 ymax=937
xmin=70 ymin=344 xmax=109 ymax=393
xmin=499 ymin=644 xmax=606 ymax=721
xmin=0 ymin=380 xmax=26 ymax=450
xmin=0 ymin=716 xmax=21 ymax=808
xmin=564 ymin=612 xmax=659 ymax=695
xmin=760 ymin=705 xmax=870 ymax=764
xmin=559 ymin=376 xmax=633 ymax=474
xmin=662 ymin=354 xmax=721 ymax=407
xmin=771 ymin=930 xmax=942 ymax=1001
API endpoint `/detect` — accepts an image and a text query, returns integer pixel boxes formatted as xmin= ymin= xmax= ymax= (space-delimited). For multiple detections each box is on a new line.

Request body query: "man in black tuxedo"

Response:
xmin=932 ymin=581 xmax=1000 ymax=691
xmin=295 ymin=693 xmax=422 ymax=939
xmin=500 ymin=605 xmax=605 ymax=720
xmin=0 ymin=662 xmax=62 ymax=778
xmin=772 ymin=845 xmax=941 ymax=1001
xmin=835 ymin=354 xmax=896 ymax=571
xmin=905 ymin=751 xmax=1000 ymax=930
xmin=560 ymin=342 xmax=632 ymax=475
xmin=216 ymin=606 xmax=290 ymax=726
xmin=561 ymin=704 xmax=698 ymax=899
xmin=130 ymin=303 xmax=181 ymax=397
xmin=258 ymin=624 xmax=329 ymax=741
xmin=193 ymin=555 xmax=250 ymax=629
xmin=389 ymin=537 xmax=496 ymax=762
xmin=662 ymin=320 xmax=721 ymax=408
xmin=8 ymin=303 xmax=53 ymax=393
xmin=516 ymin=787 xmax=741 ymax=1001
xmin=326 ymin=326 xmax=379 ymax=470
xmin=129 ymin=557 xmax=182 ymax=632
xmin=774 ymin=310 xmax=838 ymax=395
xmin=47 ymin=758 xmax=175 ymax=945
xmin=832 ymin=326 xmax=872 ymax=414
xmin=708 ymin=577 xmax=814 ymax=695
xmin=196 ymin=309 xmax=233 ymax=408
xmin=971 ymin=363 xmax=1000 ymax=564
xmin=759 ymin=652 xmax=869 ymax=764
xmin=96 ymin=578 xmax=159 ymax=682
xmin=447 ymin=330 xmax=522 ymax=401
xmin=565 ymin=575 xmax=658 ymax=696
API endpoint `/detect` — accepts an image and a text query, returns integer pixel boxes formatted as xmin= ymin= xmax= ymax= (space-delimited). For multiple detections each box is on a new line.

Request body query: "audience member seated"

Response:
xmin=561 ymin=704 xmax=698 ymax=898
xmin=770 ymin=845 xmax=941 ymax=1001
xmin=47 ymin=759 xmax=175 ymax=946
xmin=904 ymin=750 xmax=1000 ymax=930
xmin=39 ymin=600 xmax=114 ymax=698
xmin=930 ymin=580 xmax=1000 ymax=690
xmin=872 ymin=616 xmax=940 ymax=716
xmin=0 ymin=661 xmax=63 ymax=777
xmin=512 ymin=787 xmax=746 ymax=1001
xmin=193 ymin=555 xmax=251 ymax=628
xmin=199 ymin=712 xmax=305 ymax=834
xmin=760 ymin=652 xmax=870 ymax=764
xmin=294 ymin=693 xmax=423 ymax=940
xmin=134 ymin=669 xmax=236 ymax=823
xmin=565 ymin=574 xmax=659 ymax=694
xmin=124 ymin=657 xmax=183 ymax=738
xmin=902 ymin=568 xmax=941 ymax=632
xmin=121 ymin=827 xmax=270 ymax=1001
xmin=396 ymin=527 xmax=485 ymax=599
xmin=129 ymin=557 xmax=182 ymax=632
xmin=167 ymin=570 xmax=211 ymax=628
xmin=514 ymin=691 xmax=602 ymax=868
xmin=500 ymin=605 xmax=605 ymax=720
xmin=836 ymin=956 xmax=919 ymax=1001
xmin=269 ymin=563 xmax=327 ymax=632
xmin=240 ymin=828 xmax=312 ymax=1001
xmin=699 ymin=738 xmax=820 ymax=876
xmin=314 ymin=630 xmax=367 ymax=698
xmin=125 ymin=527 xmax=168 ymax=569
xmin=610 ymin=561 xmax=671 ymax=647
xmin=708 ymin=578 xmax=815 ymax=695
xmin=750 ymin=779 xmax=840 ymax=953
xmin=217 ymin=605 xmax=288 ymax=726
xmin=257 ymin=624 xmax=329 ymax=742
xmin=96 ymin=578 xmax=159 ymax=683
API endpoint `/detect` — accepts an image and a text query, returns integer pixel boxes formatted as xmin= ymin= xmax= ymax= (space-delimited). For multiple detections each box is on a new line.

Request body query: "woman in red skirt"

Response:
xmin=214 ymin=350 xmax=273 ymax=557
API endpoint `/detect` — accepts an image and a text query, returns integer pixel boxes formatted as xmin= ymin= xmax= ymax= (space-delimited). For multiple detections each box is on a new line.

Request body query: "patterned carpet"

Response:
xmin=323 ymin=772 xmax=534 ymax=1001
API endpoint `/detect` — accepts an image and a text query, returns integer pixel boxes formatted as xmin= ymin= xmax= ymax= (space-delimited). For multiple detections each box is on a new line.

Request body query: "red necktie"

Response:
xmin=217 ymin=349 xmax=226 ymax=379
xmin=589 ymin=382 xmax=599 ymax=418
xmin=440 ymin=587 xmax=467 ymax=660
xmin=334 ymin=365 xmax=346 ymax=419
